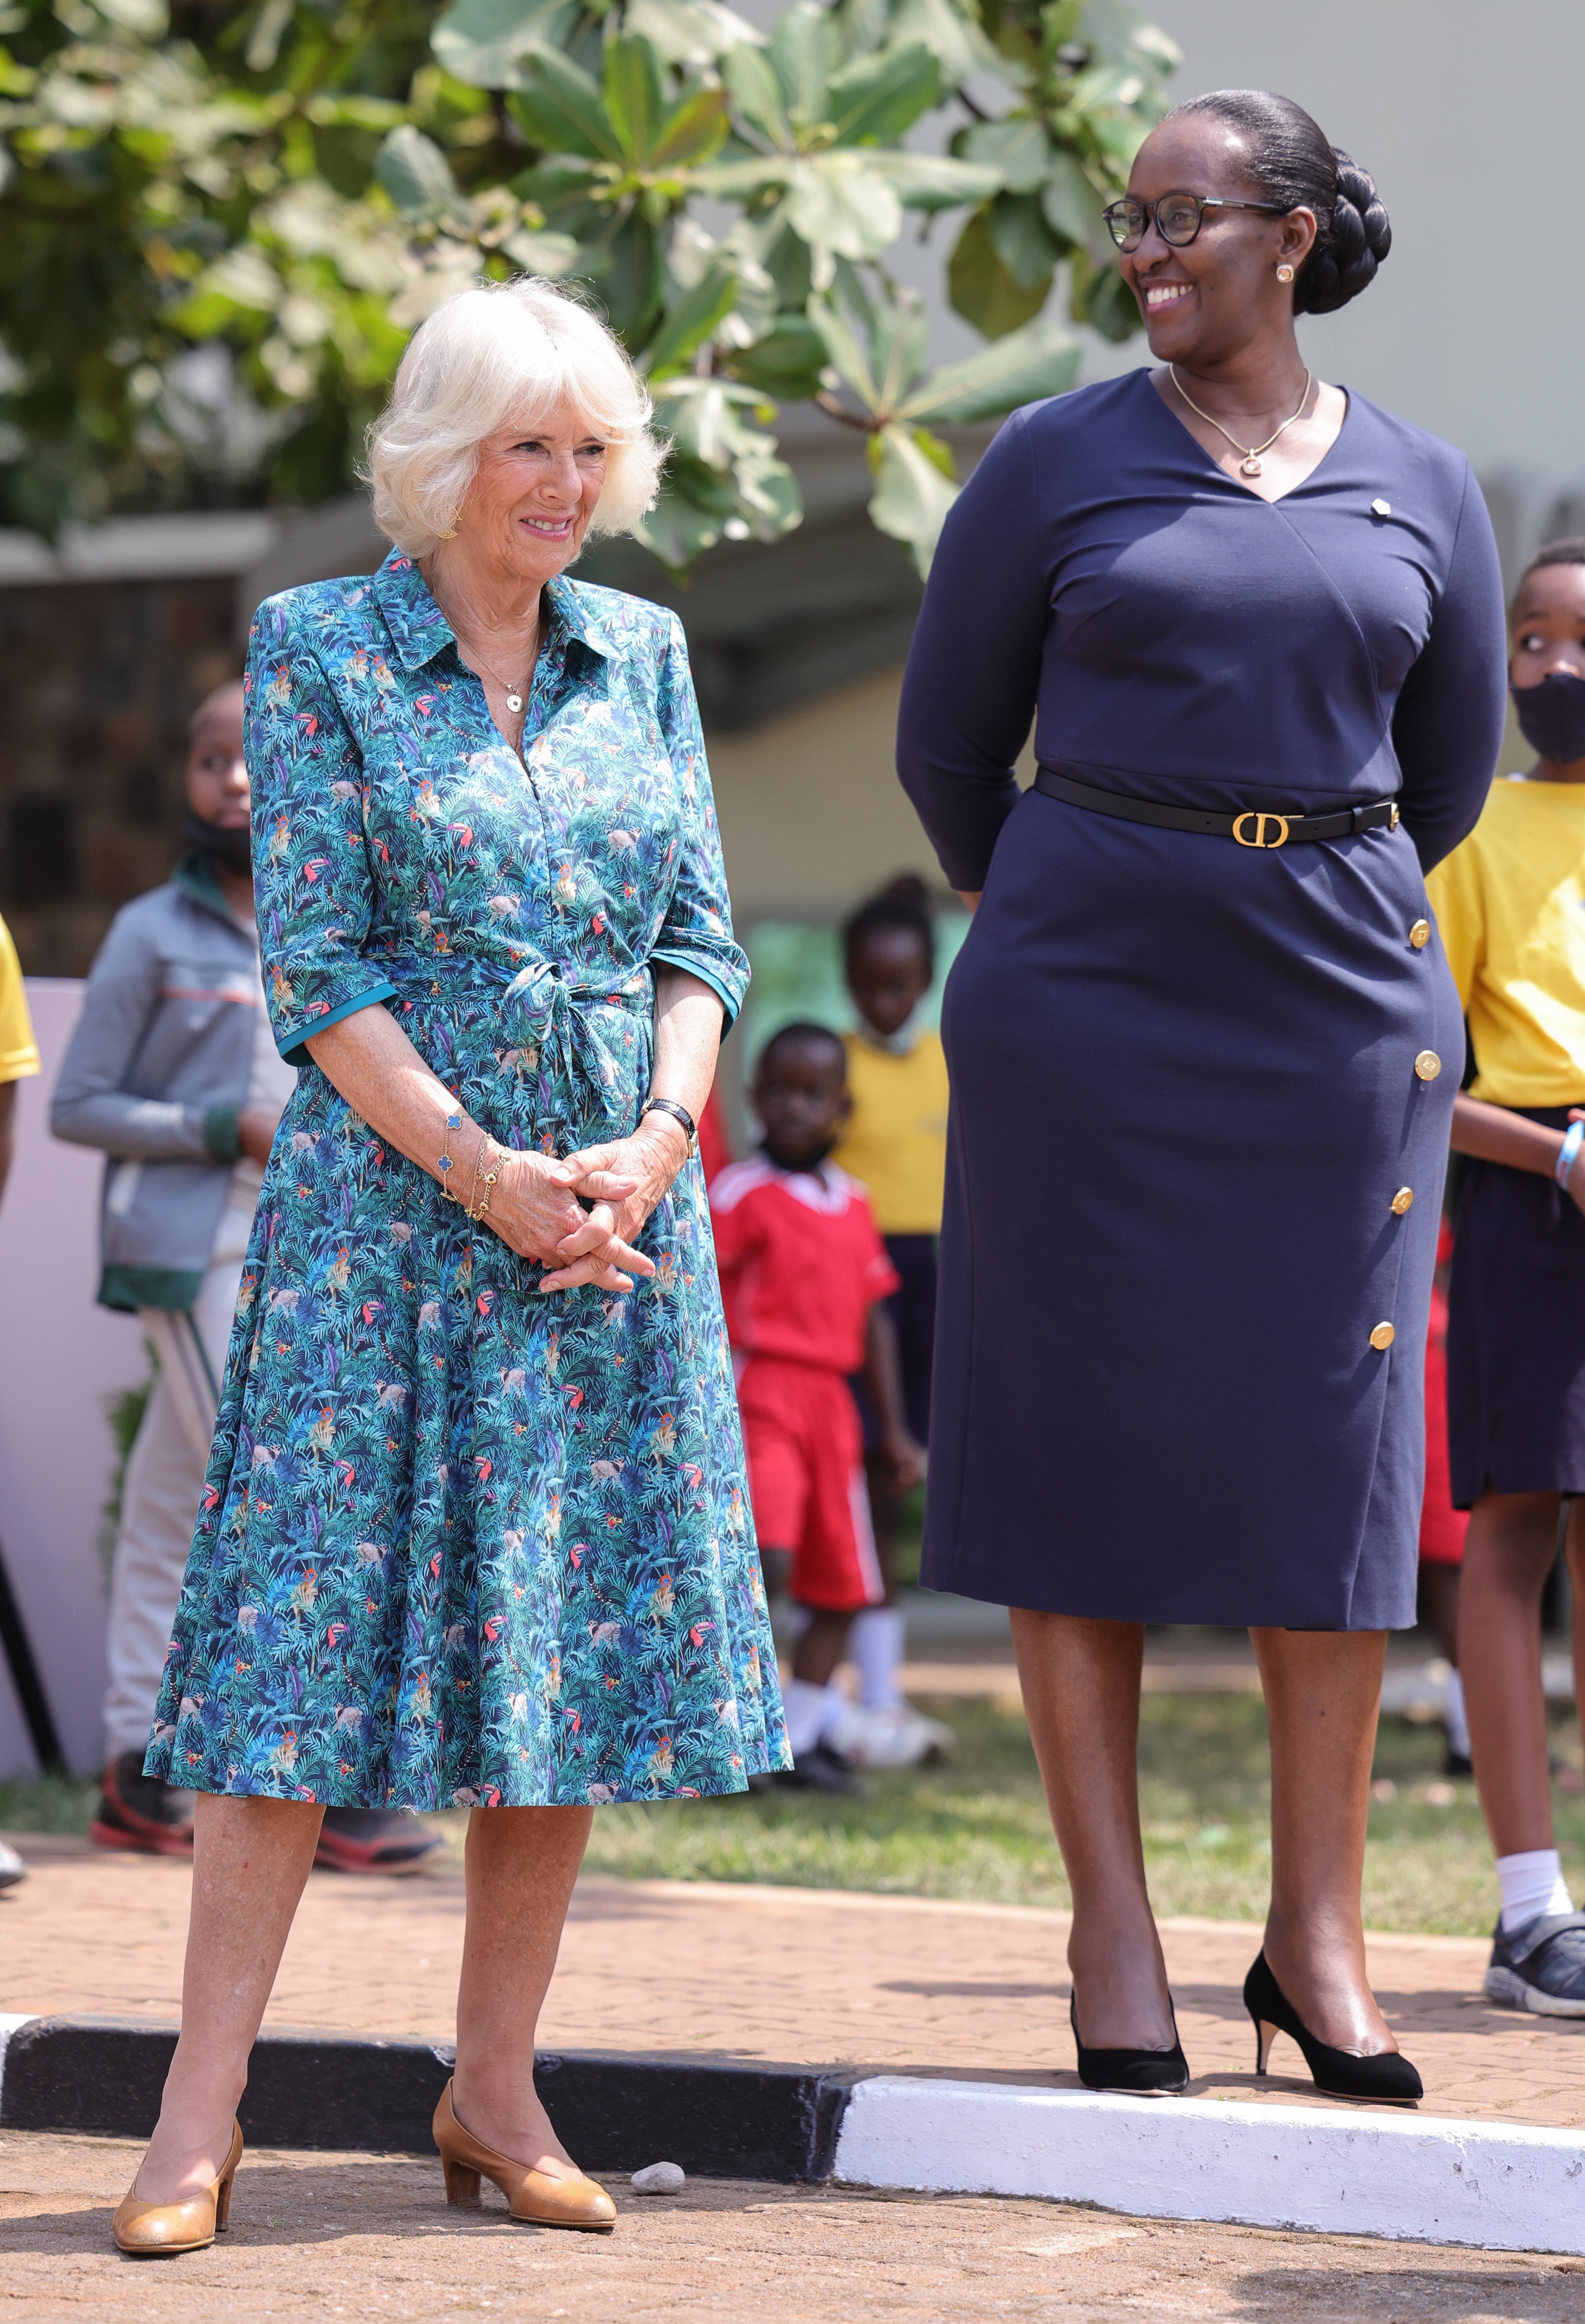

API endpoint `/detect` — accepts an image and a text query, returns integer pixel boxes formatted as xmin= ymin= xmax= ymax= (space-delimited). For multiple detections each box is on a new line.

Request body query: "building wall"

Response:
xmin=0 ymin=575 xmax=237 ymax=976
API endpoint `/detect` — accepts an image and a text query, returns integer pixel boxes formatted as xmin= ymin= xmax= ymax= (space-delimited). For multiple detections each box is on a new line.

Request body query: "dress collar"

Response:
xmin=372 ymin=548 xmax=617 ymax=675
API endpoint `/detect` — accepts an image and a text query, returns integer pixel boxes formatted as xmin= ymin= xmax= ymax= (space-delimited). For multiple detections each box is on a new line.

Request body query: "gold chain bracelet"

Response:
xmin=466 ymin=1135 xmax=503 ymax=1224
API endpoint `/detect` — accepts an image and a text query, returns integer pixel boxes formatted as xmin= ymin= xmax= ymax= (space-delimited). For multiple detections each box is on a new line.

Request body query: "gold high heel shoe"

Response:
xmin=113 ymin=2121 xmax=243 ymax=2256
xmin=432 ymin=2080 xmax=616 ymax=2232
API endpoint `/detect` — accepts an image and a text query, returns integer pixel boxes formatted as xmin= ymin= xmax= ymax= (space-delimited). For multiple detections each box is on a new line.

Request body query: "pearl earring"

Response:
xmin=1276 ymin=263 xmax=1295 ymax=283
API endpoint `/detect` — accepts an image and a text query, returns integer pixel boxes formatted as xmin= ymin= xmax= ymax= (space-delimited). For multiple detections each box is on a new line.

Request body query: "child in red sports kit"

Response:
xmin=711 ymin=1023 xmax=922 ymax=1792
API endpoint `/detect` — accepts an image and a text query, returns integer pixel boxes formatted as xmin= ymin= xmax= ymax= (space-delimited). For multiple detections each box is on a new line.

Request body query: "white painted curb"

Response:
xmin=833 ymin=2078 xmax=1585 ymax=2256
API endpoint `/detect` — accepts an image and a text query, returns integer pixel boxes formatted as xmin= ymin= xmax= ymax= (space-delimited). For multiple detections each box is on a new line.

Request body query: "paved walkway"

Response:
xmin=4 ymin=1836 xmax=1581 ymax=2129
xmin=6 ymin=2131 xmax=1585 ymax=2324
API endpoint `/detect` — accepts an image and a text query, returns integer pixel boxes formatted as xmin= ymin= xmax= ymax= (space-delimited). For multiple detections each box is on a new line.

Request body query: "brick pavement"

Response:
xmin=7 ymin=2132 xmax=1585 ymax=2324
xmin=4 ymin=1835 xmax=1581 ymax=2129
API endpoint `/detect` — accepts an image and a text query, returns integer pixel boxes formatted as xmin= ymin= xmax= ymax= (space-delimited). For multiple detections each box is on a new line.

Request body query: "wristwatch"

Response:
xmin=639 ymin=1096 xmax=698 ymax=1156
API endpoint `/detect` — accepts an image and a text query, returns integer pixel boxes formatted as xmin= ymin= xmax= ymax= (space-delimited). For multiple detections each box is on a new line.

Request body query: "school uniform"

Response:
xmin=832 ymin=1026 xmax=948 ymax=1445
xmin=710 ymin=1155 xmax=899 ymax=1610
xmin=1428 ymin=776 xmax=1585 ymax=1506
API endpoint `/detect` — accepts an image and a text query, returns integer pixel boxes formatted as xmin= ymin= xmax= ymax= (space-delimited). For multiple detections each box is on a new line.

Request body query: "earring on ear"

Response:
xmin=1276 ymin=263 xmax=1295 ymax=283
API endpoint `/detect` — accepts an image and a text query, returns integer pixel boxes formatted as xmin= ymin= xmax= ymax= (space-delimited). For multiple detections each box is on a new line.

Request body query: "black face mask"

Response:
xmin=1513 ymin=671 xmax=1585 ymax=768
xmin=183 ymin=812 xmax=252 ymax=877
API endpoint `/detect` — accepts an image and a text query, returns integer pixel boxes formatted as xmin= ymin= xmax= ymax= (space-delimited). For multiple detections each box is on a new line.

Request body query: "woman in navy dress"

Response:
xmin=897 ymin=91 xmax=1506 ymax=2100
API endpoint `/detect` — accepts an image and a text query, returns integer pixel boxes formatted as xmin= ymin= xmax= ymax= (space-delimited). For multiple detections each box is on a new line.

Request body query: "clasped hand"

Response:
xmin=482 ymin=1115 xmax=691 ymax=1294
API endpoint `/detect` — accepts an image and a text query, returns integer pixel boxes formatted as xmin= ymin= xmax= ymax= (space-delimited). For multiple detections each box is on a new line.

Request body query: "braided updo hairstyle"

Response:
xmin=1166 ymin=90 xmax=1391 ymax=314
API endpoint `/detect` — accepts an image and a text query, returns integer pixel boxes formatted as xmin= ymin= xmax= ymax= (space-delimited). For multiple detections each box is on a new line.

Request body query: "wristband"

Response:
xmin=1557 ymin=1120 xmax=1585 ymax=1188
xmin=640 ymin=1096 xmax=697 ymax=1156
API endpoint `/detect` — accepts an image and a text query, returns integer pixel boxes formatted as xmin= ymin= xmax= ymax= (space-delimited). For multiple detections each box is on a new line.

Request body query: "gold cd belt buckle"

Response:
xmin=1232 ymin=810 xmax=1290 ymax=849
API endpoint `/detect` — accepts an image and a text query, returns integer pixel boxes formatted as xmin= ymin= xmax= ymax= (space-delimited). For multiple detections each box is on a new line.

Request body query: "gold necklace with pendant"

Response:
xmin=1169 ymin=365 xmax=1313 ymax=479
xmin=471 ymin=623 xmax=540 ymax=715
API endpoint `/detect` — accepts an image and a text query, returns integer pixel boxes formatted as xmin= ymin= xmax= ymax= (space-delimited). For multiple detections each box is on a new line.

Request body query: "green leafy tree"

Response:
xmin=0 ymin=0 xmax=1177 ymax=570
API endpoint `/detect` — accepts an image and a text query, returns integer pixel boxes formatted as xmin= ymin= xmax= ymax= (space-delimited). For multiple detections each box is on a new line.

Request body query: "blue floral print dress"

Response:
xmin=145 ymin=550 xmax=789 ymax=1808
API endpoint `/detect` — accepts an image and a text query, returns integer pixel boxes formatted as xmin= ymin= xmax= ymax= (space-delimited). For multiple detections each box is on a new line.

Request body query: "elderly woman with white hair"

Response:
xmin=112 ymin=279 xmax=789 ymax=2257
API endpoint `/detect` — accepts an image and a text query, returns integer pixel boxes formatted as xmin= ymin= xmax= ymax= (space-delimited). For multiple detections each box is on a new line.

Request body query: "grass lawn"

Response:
xmin=7 ymin=1695 xmax=1579 ymax=1939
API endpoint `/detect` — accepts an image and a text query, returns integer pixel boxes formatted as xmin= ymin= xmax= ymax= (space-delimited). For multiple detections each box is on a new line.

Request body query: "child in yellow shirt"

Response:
xmin=831 ymin=877 xmax=951 ymax=1763
xmin=1427 ymin=535 xmax=1585 ymax=2015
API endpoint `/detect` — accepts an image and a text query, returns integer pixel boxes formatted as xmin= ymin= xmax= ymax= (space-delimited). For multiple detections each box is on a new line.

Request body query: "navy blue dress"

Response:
xmin=897 ymin=371 xmax=1506 ymax=1629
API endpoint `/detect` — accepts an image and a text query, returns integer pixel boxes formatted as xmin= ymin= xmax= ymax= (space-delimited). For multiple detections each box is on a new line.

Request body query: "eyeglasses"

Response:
xmin=1101 ymin=191 xmax=1289 ymax=253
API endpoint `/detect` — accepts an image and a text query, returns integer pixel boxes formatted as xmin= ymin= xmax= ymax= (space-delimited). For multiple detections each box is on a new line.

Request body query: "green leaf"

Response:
xmin=959 ymin=113 xmax=1052 ymax=195
xmin=1039 ymin=145 xmax=1101 ymax=246
xmin=769 ymin=1 xmax=842 ymax=129
xmin=786 ymin=152 xmax=901 ymax=262
xmin=506 ymin=49 xmax=621 ymax=163
xmin=375 ymin=126 xmax=465 ymax=223
xmin=693 ymin=154 xmax=796 ymax=199
xmin=647 ymin=84 xmax=731 ymax=170
xmin=500 ymin=226 xmax=581 ymax=273
xmin=809 ymin=285 xmax=879 ymax=410
xmin=722 ymin=314 xmax=826 ymax=400
xmin=624 ymin=0 xmax=765 ymax=68
xmin=587 ymin=209 xmax=665 ymax=341
xmin=867 ymin=420 xmax=959 ymax=578
xmin=888 ymin=0 xmax=999 ymax=89
xmin=1076 ymin=254 xmax=1142 ymax=341
xmin=721 ymin=42 xmax=793 ymax=150
xmin=987 ymin=189 xmax=1063 ymax=289
xmin=603 ymin=34 xmax=666 ymax=165
xmin=431 ymin=0 xmax=582 ymax=91
xmin=898 ymin=314 xmax=1079 ymax=425
xmin=947 ymin=205 xmax=1052 ymax=337
xmin=636 ymin=473 xmax=732 ymax=566
xmin=824 ymin=42 xmax=940 ymax=147
xmin=643 ymin=260 xmax=740 ymax=377
xmin=869 ymin=152 xmax=1003 ymax=211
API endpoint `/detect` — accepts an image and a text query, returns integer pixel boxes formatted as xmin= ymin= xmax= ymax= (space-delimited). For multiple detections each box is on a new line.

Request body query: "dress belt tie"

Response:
xmin=1033 ymin=766 xmax=1401 ymax=850
xmin=500 ymin=959 xmax=650 ymax=1126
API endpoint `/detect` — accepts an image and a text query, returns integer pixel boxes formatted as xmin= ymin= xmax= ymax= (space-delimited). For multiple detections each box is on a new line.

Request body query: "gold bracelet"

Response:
xmin=467 ymin=1135 xmax=503 ymax=1223
xmin=437 ymin=1108 xmax=463 ymax=1196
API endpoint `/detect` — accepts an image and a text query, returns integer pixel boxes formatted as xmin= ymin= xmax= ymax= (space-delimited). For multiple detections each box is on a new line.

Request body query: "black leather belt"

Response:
xmin=1033 ymin=766 xmax=1401 ymax=850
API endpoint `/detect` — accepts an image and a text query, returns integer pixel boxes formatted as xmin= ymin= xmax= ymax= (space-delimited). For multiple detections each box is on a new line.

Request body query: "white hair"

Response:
xmin=364 ymin=277 xmax=666 ymax=556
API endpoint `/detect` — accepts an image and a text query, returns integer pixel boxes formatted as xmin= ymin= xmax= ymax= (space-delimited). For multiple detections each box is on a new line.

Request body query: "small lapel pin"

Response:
xmin=1371 ymin=497 xmax=1392 ymax=517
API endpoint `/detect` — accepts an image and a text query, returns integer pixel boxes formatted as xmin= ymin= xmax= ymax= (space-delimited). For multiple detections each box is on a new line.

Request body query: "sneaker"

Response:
xmin=1441 ymin=1746 xmax=1473 ymax=1779
xmin=0 ymin=1836 xmax=26 ymax=1891
xmin=314 ymin=1807 xmax=443 ymax=1874
xmin=843 ymin=1703 xmax=956 ymax=1770
xmin=763 ymin=1743 xmax=862 ymax=1796
xmin=91 ymin=1752 xmax=196 ymax=1855
xmin=1483 ymin=1911 xmax=1585 ymax=2016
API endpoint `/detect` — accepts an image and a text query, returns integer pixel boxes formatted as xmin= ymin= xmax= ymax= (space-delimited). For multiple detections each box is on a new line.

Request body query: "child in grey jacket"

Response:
xmin=53 ymin=682 xmax=437 ymax=1874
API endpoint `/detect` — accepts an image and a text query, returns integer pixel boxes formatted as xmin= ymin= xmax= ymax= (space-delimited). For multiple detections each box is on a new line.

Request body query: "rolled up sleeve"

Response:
xmin=647 ymin=613 xmax=750 ymax=1028
xmin=246 ymin=596 xmax=397 ymax=1067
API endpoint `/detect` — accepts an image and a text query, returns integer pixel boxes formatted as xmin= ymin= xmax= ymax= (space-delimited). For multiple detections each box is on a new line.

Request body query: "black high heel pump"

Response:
xmin=1243 ymin=1951 xmax=1422 ymax=2106
xmin=1069 ymin=1996 xmax=1189 ymax=2094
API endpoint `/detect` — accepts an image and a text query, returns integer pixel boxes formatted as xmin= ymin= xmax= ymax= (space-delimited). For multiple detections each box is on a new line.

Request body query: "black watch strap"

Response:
xmin=640 ymin=1097 xmax=698 ymax=1155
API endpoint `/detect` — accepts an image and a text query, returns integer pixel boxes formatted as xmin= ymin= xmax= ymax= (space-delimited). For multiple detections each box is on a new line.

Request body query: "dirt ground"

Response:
xmin=2 ymin=2133 xmax=1583 ymax=2324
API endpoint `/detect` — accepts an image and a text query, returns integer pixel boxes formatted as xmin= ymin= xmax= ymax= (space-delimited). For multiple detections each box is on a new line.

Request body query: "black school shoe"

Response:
xmin=90 ymin=1751 xmax=196 ymax=1855
xmin=315 ymin=1808 xmax=444 ymax=1874
xmin=761 ymin=1743 xmax=862 ymax=1796
xmin=1484 ymin=1911 xmax=1585 ymax=2015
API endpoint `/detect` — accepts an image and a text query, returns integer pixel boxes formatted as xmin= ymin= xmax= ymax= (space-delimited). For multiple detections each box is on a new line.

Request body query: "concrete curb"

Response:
xmin=0 ymin=2017 xmax=852 ymax=2184
xmin=3 ymin=2017 xmax=1582 ymax=2254
xmin=833 ymin=2077 xmax=1585 ymax=2257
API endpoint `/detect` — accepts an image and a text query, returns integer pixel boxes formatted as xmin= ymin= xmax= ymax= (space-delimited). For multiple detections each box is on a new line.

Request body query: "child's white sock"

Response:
xmin=1497 ymin=1848 xmax=1574 ymax=1933
xmin=782 ymin=1677 xmax=830 ymax=1759
xmin=848 ymin=1606 xmax=907 ymax=1710
xmin=1443 ymin=1668 xmax=1470 ymax=1762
